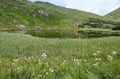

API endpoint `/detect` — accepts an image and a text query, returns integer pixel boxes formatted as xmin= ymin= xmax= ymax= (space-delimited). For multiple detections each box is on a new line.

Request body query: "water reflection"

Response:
xmin=0 ymin=28 xmax=119 ymax=38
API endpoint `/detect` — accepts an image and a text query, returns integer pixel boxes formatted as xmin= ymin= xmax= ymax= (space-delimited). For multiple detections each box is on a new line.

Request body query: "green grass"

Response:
xmin=0 ymin=32 xmax=120 ymax=79
xmin=106 ymin=7 xmax=120 ymax=20
xmin=0 ymin=0 xmax=119 ymax=29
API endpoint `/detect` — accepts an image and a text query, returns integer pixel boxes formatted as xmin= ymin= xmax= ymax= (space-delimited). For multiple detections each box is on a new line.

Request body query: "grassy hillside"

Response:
xmin=0 ymin=32 xmax=120 ymax=79
xmin=0 ymin=0 xmax=119 ymax=30
xmin=106 ymin=7 xmax=120 ymax=20
xmin=105 ymin=7 xmax=120 ymax=30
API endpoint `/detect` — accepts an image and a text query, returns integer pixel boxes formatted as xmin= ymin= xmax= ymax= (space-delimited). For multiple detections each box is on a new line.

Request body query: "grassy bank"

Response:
xmin=0 ymin=33 xmax=120 ymax=79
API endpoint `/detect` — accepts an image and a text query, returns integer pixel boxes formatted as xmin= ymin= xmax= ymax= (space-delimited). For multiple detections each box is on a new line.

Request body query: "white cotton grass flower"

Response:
xmin=93 ymin=50 xmax=101 ymax=56
xmin=96 ymin=50 xmax=101 ymax=54
xmin=45 ymin=63 xmax=49 ymax=66
xmin=77 ymin=62 xmax=80 ymax=65
xmin=38 ymin=59 xmax=41 ymax=62
xmin=107 ymin=55 xmax=113 ymax=61
xmin=42 ymin=53 xmax=47 ymax=59
xmin=83 ymin=59 xmax=87 ymax=63
xmin=13 ymin=58 xmax=19 ymax=63
xmin=17 ymin=67 xmax=21 ymax=70
xmin=46 ymin=72 xmax=49 ymax=75
xmin=73 ymin=58 xmax=79 ymax=62
xmin=73 ymin=58 xmax=80 ymax=65
xmin=15 ymin=67 xmax=22 ymax=71
xmin=95 ymin=58 xmax=101 ymax=61
xmin=28 ymin=57 xmax=31 ymax=60
xmin=112 ymin=51 xmax=118 ymax=55
xmin=64 ymin=60 xmax=67 ymax=63
xmin=93 ymin=62 xmax=99 ymax=66
xmin=93 ymin=53 xmax=97 ymax=56
xmin=73 ymin=58 xmax=76 ymax=62
xmin=38 ymin=62 xmax=41 ymax=65
xmin=49 ymin=67 xmax=54 ymax=72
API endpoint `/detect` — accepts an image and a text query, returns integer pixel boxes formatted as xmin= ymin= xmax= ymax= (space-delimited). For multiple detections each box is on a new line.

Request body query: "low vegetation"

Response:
xmin=0 ymin=0 xmax=119 ymax=29
xmin=0 ymin=0 xmax=120 ymax=79
xmin=106 ymin=7 xmax=120 ymax=20
xmin=0 ymin=33 xmax=120 ymax=79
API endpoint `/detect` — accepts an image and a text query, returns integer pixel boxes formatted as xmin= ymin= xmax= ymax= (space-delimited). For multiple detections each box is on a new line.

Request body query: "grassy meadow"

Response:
xmin=0 ymin=0 xmax=120 ymax=79
xmin=0 ymin=32 xmax=120 ymax=79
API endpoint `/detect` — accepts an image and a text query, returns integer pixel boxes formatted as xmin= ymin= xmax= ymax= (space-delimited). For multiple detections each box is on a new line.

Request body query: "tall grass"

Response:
xmin=0 ymin=32 xmax=120 ymax=79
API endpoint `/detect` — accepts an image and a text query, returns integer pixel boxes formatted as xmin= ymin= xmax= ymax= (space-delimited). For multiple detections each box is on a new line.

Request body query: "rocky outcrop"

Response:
xmin=38 ymin=9 xmax=48 ymax=17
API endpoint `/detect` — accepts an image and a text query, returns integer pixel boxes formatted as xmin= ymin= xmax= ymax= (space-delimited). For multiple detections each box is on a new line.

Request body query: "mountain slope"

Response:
xmin=0 ymin=0 xmax=119 ymax=30
xmin=105 ymin=7 xmax=120 ymax=30
xmin=105 ymin=7 xmax=120 ymax=20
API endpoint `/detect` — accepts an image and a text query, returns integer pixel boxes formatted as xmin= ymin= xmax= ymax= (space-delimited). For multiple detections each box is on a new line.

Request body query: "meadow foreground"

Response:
xmin=0 ymin=33 xmax=120 ymax=79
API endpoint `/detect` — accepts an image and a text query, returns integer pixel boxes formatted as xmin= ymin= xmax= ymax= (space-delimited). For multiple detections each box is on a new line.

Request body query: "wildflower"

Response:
xmin=38 ymin=59 xmax=41 ymax=62
xmin=73 ymin=58 xmax=76 ymax=62
xmin=112 ymin=51 xmax=118 ymax=55
xmin=38 ymin=62 xmax=41 ymax=65
xmin=45 ymin=63 xmax=49 ymax=66
xmin=77 ymin=62 xmax=80 ymax=65
xmin=83 ymin=59 xmax=87 ymax=62
xmin=96 ymin=50 xmax=101 ymax=54
xmin=17 ymin=67 xmax=20 ymax=70
xmin=93 ymin=51 xmax=101 ymax=56
xmin=42 ymin=53 xmax=47 ymax=59
xmin=13 ymin=58 xmax=19 ymax=63
xmin=15 ymin=67 xmax=22 ymax=71
xmin=46 ymin=72 xmax=49 ymax=75
xmin=93 ymin=53 xmax=97 ymax=56
xmin=60 ymin=62 xmax=65 ymax=69
xmin=107 ymin=55 xmax=113 ymax=61
xmin=95 ymin=58 xmax=101 ymax=61
xmin=49 ymin=67 xmax=54 ymax=72
xmin=64 ymin=60 xmax=67 ymax=63
xmin=43 ymin=69 xmax=46 ymax=72
xmin=93 ymin=62 xmax=99 ymax=66
xmin=73 ymin=58 xmax=79 ymax=62
xmin=73 ymin=58 xmax=80 ymax=65
xmin=28 ymin=57 xmax=31 ymax=60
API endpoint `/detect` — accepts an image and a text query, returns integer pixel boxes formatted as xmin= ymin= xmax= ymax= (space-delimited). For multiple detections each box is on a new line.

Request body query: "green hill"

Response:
xmin=0 ymin=0 xmax=119 ymax=29
xmin=105 ymin=7 xmax=120 ymax=30
xmin=105 ymin=7 xmax=120 ymax=20
xmin=0 ymin=0 xmax=120 ymax=38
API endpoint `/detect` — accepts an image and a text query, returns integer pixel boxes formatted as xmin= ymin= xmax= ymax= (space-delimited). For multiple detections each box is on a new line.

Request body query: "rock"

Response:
xmin=34 ymin=26 xmax=43 ymax=32
xmin=38 ymin=9 xmax=49 ymax=17
xmin=16 ymin=24 xmax=26 ymax=29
